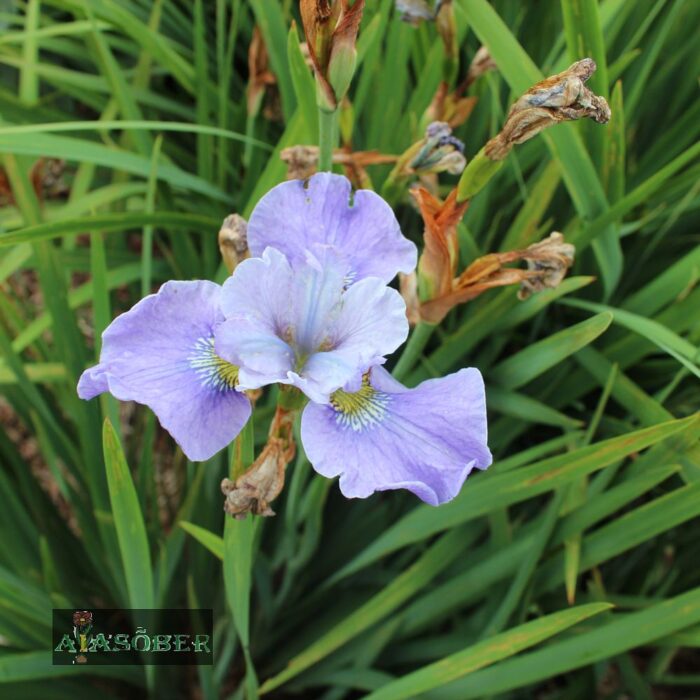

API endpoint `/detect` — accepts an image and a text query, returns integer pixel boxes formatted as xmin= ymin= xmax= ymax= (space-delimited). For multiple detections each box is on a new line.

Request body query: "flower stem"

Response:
xmin=318 ymin=108 xmax=337 ymax=172
xmin=456 ymin=146 xmax=504 ymax=202
xmin=392 ymin=322 xmax=436 ymax=382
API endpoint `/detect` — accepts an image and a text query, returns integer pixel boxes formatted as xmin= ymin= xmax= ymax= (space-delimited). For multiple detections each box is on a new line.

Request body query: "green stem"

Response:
xmin=392 ymin=322 xmax=436 ymax=382
xmin=318 ymin=108 xmax=337 ymax=171
xmin=456 ymin=147 xmax=504 ymax=202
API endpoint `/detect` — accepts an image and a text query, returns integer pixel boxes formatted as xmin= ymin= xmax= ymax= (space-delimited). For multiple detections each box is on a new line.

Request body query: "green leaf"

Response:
xmin=0 ymin=132 xmax=230 ymax=202
xmin=331 ymin=415 xmax=695 ymax=580
xmin=487 ymin=387 xmax=583 ymax=429
xmin=364 ymin=603 xmax=611 ymax=700
xmin=287 ymin=23 xmax=318 ymax=138
xmin=102 ymin=418 xmax=154 ymax=609
xmin=0 ymin=212 xmax=220 ymax=247
xmin=83 ymin=3 xmax=153 ymax=157
xmin=562 ymin=299 xmax=700 ymax=377
xmin=19 ymin=0 xmax=40 ymax=105
xmin=0 ymin=651 xmax=144 ymax=684
xmin=0 ymin=120 xmax=272 ymax=149
xmin=223 ymin=418 xmax=258 ymax=696
xmin=260 ymin=526 xmax=481 ymax=694
xmin=537 ymin=482 xmax=700 ymax=595
xmin=574 ymin=140 xmax=700 ymax=250
xmin=429 ymin=586 xmax=700 ymax=699
xmin=180 ymin=521 xmax=224 ymax=561
xmin=490 ymin=312 xmax=613 ymax=389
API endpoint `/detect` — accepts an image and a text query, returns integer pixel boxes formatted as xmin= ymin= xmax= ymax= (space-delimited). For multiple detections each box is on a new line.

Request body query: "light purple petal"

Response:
xmin=217 ymin=249 xmax=408 ymax=402
xmin=301 ymin=366 xmax=492 ymax=505
xmin=77 ymin=280 xmax=251 ymax=462
xmin=247 ymin=173 xmax=417 ymax=283
xmin=215 ymin=314 xmax=296 ymax=389
xmin=326 ymin=276 xmax=409 ymax=369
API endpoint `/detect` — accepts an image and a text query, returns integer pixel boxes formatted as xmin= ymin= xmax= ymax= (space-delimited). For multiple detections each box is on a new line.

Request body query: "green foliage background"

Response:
xmin=0 ymin=0 xmax=699 ymax=698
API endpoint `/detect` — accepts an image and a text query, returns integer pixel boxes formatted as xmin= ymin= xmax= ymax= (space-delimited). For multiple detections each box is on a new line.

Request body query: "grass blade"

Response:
xmin=365 ymin=603 xmax=611 ymax=700
xmin=102 ymin=418 xmax=154 ymax=609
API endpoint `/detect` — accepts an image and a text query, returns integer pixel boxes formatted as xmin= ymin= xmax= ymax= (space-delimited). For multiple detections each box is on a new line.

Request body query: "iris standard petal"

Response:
xmin=216 ymin=248 xmax=409 ymax=402
xmin=77 ymin=280 xmax=251 ymax=462
xmin=246 ymin=172 xmax=417 ymax=283
xmin=326 ymin=276 xmax=409 ymax=367
xmin=301 ymin=366 xmax=492 ymax=505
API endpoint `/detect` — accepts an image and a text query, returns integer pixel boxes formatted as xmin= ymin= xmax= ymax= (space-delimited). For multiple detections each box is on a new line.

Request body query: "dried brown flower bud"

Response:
xmin=221 ymin=441 xmax=287 ymax=519
xmin=31 ymin=158 xmax=69 ymax=201
xmin=464 ymin=46 xmax=497 ymax=87
xmin=396 ymin=0 xmax=434 ymax=25
xmin=485 ymin=59 xmax=611 ymax=161
xmin=413 ymin=186 xmax=467 ymax=303
xmin=300 ymin=0 xmax=365 ymax=110
xmin=399 ymin=270 xmax=421 ymax=326
xmin=517 ymin=232 xmax=575 ymax=299
xmin=409 ymin=122 xmax=467 ymax=175
xmin=281 ymin=145 xmax=320 ymax=180
xmin=247 ymin=27 xmax=277 ymax=117
xmin=426 ymin=81 xmax=477 ymax=129
xmin=218 ymin=214 xmax=249 ymax=274
xmin=222 ymin=407 xmax=296 ymax=519
xmin=280 ymin=145 xmax=398 ymax=185
xmin=413 ymin=186 xmax=577 ymax=322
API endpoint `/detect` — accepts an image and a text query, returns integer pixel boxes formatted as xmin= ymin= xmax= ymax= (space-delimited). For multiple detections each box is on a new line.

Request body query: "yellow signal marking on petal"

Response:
xmin=188 ymin=336 xmax=239 ymax=391
xmin=330 ymin=376 xmax=390 ymax=432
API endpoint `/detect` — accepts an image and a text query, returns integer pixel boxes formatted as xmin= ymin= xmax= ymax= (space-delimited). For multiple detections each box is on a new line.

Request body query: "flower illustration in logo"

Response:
xmin=72 ymin=610 xmax=93 ymax=664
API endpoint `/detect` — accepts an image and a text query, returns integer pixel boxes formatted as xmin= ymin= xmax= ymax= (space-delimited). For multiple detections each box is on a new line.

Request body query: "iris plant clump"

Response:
xmin=78 ymin=41 xmax=612 ymax=518
xmin=78 ymin=173 xmax=492 ymax=509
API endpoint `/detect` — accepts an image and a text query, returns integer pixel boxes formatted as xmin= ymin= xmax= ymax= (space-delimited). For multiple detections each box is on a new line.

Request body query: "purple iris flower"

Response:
xmin=214 ymin=247 xmax=408 ymax=404
xmin=78 ymin=174 xmax=492 ymax=505
xmin=78 ymin=281 xmax=251 ymax=462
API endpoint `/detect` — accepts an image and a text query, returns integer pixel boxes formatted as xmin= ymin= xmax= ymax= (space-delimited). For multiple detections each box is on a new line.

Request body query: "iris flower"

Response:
xmin=79 ymin=173 xmax=491 ymax=505
xmin=214 ymin=246 xmax=409 ymax=404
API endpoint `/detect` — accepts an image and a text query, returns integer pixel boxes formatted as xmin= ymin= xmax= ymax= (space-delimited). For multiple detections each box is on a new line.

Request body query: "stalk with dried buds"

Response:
xmin=457 ymin=58 xmax=611 ymax=201
xmin=300 ymin=0 xmax=365 ymax=171
xmin=222 ymin=402 xmax=297 ymax=519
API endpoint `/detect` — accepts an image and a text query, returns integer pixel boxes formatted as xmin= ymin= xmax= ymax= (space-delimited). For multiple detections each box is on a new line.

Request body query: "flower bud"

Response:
xmin=218 ymin=214 xmax=249 ymax=274
xmin=413 ymin=187 xmax=467 ymax=304
xmin=456 ymin=147 xmax=504 ymax=202
xmin=281 ymin=145 xmax=320 ymax=180
xmin=409 ymin=121 xmax=466 ymax=175
xmin=300 ymin=0 xmax=365 ymax=111
xmin=435 ymin=1 xmax=457 ymax=84
xmin=247 ymin=27 xmax=276 ymax=118
xmin=457 ymin=59 xmax=610 ymax=203
xmin=464 ymin=46 xmax=497 ymax=87
xmin=221 ymin=441 xmax=286 ymax=519
xmin=280 ymin=144 xmax=397 ymax=185
xmin=396 ymin=0 xmax=434 ymax=25
xmin=327 ymin=40 xmax=357 ymax=108
xmin=221 ymin=407 xmax=296 ymax=519
xmin=485 ymin=58 xmax=611 ymax=161
xmin=517 ymin=232 xmax=575 ymax=299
